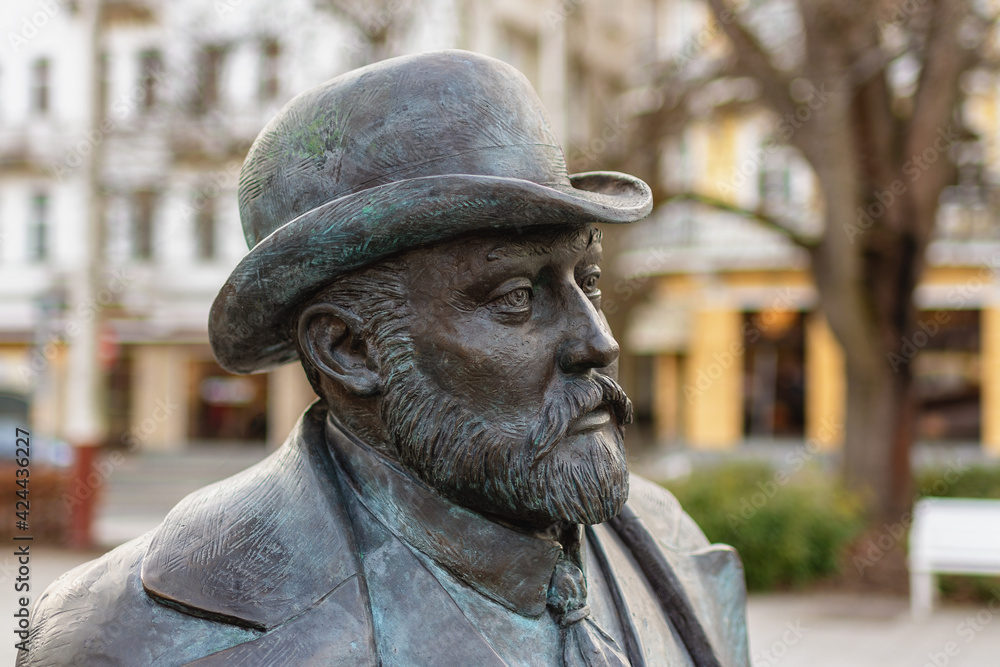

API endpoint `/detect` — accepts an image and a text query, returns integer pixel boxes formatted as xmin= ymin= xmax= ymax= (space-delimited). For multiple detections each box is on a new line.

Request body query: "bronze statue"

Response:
xmin=19 ymin=50 xmax=748 ymax=666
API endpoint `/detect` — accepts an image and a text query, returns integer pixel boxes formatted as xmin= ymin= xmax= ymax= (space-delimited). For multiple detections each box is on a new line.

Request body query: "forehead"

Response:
xmin=394 ymin=225 xmax=601 ymax=297
xmin=410 ymin=225 xmax=602 ymax=269
xmin=395 ymin=224 xmax=603 ymax=293
xmin=482 ymin=225 xmax=603 ymax=261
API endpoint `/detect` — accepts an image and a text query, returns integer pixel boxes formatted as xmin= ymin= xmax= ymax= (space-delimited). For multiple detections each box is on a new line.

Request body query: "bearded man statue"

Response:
xmin=19 ymin=50 xmax=749 ymax=667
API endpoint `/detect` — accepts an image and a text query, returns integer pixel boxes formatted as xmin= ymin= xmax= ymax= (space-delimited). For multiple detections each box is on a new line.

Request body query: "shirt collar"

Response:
xmin=325 ymin=415 xmax=563 ymax=618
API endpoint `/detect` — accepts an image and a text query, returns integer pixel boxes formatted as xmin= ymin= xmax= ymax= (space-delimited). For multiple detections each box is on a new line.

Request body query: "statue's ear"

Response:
xmin=296 ymin=302 xmax=383 ymax=398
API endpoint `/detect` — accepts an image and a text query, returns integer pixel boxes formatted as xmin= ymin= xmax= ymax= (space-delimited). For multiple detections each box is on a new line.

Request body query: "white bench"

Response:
xmin=909 ymin=497 xmax=1000 ymax=618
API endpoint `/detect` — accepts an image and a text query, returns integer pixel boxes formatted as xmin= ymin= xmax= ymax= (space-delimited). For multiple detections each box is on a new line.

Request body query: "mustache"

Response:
xmin=529 ymin=374 xmax=633 ymax=466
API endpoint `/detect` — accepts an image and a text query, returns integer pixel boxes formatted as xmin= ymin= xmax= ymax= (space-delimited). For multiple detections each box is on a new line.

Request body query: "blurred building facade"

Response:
xmin=0 ymin=0 xmax=645 ymax=450
xmin=620 ymin=0 xmax=1000 ymax=455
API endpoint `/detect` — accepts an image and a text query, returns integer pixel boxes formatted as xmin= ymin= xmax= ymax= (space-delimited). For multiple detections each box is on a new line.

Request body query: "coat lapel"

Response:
xmin=607 ymin=477 xmax=750 ymax=667
xmin=343 ymin=488 xmax=508 ymax=666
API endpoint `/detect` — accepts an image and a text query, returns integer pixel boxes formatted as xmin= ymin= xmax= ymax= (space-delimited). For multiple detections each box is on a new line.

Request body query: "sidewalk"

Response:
xmin=747 ymin=592 xmax=1000 ymax=666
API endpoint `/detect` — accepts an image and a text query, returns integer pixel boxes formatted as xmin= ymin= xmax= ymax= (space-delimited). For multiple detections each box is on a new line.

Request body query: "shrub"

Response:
xmin=661 ymin=462 xmax=865 ymax=590
xmin=916 ymin=462 xmax=1000 ymax=500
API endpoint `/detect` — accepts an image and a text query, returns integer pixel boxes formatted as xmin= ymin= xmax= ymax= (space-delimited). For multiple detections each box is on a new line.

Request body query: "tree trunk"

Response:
xmin=815 ymin=191 xmax=925 ymax=521
xmin=800 ymin=59 xmax=932 ymax=520
xmin=843 ymin=358 xmax=916 ymax=521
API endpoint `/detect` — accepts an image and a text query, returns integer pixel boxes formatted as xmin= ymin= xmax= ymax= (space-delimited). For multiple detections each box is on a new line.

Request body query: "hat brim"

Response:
xmin=209 ymin=171 xmax=652 ymax=374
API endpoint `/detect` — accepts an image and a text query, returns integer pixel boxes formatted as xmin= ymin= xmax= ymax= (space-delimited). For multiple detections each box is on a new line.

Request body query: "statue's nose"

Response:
xmin=557 ymin=292 xmax=620 ymax=374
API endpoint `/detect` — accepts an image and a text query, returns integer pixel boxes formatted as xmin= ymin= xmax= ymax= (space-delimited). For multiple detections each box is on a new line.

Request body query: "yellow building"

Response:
xmin=618 ymin=101 xmax=1000 ymax=455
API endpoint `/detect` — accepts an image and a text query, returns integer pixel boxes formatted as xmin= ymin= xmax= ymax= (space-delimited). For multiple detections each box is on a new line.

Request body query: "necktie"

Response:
xmin=547 ymin=554 xmax=631 ymax=667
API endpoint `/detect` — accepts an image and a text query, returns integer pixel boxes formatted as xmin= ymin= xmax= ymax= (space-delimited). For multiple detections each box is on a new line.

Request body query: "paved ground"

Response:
xmin=4 ymin=446 xmax=1000 ymax=665
xmin=747 ymin=593 xmax=1000 ymax=666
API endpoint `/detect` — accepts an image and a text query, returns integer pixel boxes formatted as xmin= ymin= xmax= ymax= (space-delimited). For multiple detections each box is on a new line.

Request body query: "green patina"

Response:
xmin=292 ymin=108 xmax=345 ymax=160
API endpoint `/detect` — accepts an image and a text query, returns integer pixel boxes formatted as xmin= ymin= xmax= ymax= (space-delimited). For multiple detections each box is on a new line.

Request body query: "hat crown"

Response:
xmin=238 ymin=50 xmax=569 ymax=249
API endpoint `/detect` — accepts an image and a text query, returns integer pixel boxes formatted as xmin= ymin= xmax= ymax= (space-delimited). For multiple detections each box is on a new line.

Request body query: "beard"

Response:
xmin=379 ymin=353 xmax=634 ymax=527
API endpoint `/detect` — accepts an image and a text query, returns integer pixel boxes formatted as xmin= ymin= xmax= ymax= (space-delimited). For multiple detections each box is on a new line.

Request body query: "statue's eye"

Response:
xmin=579 ymin=271 xmax=601 ymax=297
xmin=495 ymin=287 xmax=532 ymax=311
xmin=485 ymin=278 xmax=534 ymax=320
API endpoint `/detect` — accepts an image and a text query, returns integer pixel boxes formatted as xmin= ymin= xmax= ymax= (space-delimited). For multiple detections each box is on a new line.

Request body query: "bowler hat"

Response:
xmin=210 ymin=50 xmax=652 ymax=374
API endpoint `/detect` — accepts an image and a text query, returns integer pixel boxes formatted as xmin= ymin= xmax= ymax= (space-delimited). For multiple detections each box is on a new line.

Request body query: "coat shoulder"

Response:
xmin=141 ymin=404 xmax=363 ymax=630
xmin=17 ymin=534 xmax=258 ymax=667
xmin=626 ymin=473 xmax=711 ymax=552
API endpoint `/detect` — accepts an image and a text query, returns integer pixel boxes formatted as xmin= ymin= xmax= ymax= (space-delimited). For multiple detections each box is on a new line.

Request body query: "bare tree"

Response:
xmin=619 ymin=0 xmax=997 ymax=519
xmin=316 ymin=0 xmax=420 ymax=66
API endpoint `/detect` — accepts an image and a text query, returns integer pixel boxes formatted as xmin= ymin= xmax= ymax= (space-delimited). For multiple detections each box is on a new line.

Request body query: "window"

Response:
xmin=194 ymin=45 xmax=225 ymax=114
xmin=759 ymin=162 xmax=790 ymax=206
xmin=132 ymin=190 xmax=156 ymax=260
xmin=758 ymin=145 xmax=792 ymax=209
xmin=139 ymin=50 xmax=163 ymax=112
xmin=32 ymin=58 xmax=50 ymax=114
xmin=260 ymin=39 xmax=280 ymax=102
xmin=98 ymin=52 xmax=109 ymax=117
xmin=567 ymin=62 xmax=591 ymax=149
xmin=497 ymin=27 xmax=539 ymax=91
xmin=195 ymin=198 xmax=215 ymax=260
xmin=28 ymin=193 xmax=49 ymax=261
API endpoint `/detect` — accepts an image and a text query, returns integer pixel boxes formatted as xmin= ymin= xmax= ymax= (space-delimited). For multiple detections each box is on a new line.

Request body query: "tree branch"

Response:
xmin=703 ymin=0 xmax=796 ymax=117
xmin=849 ymin=43 xmax=904 ymax=88
xmin=315 ymin=0 xmax=413 ymax=62
xmin=664 ymin=190 xmax=819 ymax=248
xmin=905 ymin=0 xmax=979 ymax=232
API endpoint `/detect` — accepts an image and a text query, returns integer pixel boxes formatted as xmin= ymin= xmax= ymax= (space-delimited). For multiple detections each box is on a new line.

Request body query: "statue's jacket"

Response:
xmin=18 ymin=404 xmax=749 ymax=666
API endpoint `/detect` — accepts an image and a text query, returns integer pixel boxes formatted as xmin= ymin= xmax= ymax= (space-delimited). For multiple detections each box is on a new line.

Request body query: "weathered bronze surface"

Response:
xmin=19 ymin=50 xmax=749 ymax=666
